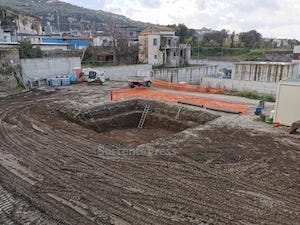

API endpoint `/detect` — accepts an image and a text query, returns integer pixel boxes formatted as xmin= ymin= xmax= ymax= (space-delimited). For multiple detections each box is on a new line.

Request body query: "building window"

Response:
xmin=154 ymin=55 xmax=157 ymax=59
xmin=166 ymin=49 xmax=170 ymax=57
xmin=153 ymin=38 xmax=158 ymax=46
xmin=168 ymin=39 xmax=171 ymax=46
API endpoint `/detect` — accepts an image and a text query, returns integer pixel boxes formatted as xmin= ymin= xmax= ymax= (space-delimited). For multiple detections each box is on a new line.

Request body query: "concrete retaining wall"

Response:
xmin=21 ymin=57 xmax=81 ymax=83
xmin=94 ymin=64 xmax=152 ymax=81
xmin=292 ymin=46 xmax=300 ymax=76
xmin=153 ymin=65 xmax=218 ymax=85
xmin=200 ymin=77 xmax=278 ymax=95
xmin=232 ymin=61 xmax=299 ymax=82
xmin=189 ymin=59 xmax=233 ymax=72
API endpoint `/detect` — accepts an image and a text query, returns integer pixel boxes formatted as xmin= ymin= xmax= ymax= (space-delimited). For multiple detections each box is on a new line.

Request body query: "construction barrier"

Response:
xmin=111 ymin=87 xmax=248 ymax=115
xmin=152 ymin=79 xmax=226 ymax=94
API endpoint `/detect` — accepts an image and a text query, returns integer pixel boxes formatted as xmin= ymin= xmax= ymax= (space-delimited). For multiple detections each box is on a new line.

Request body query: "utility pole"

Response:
xmin=56 ymin=10 xmax=60 ymax=33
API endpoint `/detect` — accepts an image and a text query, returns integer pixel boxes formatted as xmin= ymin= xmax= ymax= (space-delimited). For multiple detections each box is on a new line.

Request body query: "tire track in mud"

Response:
xmin=0 ymin=103 xmax=239 ymax=223
xmin=178 ymin=157 xmax=299 ymax=224
xmin=0 ymin=108 xmax=292 ymax=223
xmin=0 ymin=104 xmax=183 ymax=224
xmin=108 ymin=157 xmax=296 ymax=225
xmin=0 ymin=183 xmax=67 ymax=225
xmin=0 ymin=90 xmax=299 ymax=225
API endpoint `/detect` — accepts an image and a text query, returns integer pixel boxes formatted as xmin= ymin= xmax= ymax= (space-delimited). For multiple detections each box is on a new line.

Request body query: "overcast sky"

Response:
xmin=61 ymin=0 xmax=300 ymax=40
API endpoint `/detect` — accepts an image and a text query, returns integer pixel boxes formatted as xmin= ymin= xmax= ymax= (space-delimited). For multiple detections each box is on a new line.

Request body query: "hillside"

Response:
xmin=0 ymin=0 xmax=149 ymax=32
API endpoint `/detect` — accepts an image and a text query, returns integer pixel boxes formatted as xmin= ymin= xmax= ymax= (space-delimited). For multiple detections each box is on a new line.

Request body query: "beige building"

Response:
xmin=138 ymin=25 xmax=190 ymax=67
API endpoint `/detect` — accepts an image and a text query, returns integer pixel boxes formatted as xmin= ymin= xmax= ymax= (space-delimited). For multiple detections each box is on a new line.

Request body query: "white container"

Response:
xmin=269 ymin=110 xmax=275 ymax=119
xmin=274 ymin=79 xmax=300 ymax=126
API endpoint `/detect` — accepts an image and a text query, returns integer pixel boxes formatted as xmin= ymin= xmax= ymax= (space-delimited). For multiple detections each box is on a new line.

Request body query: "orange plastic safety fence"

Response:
xmin=111 ymin=87 xmax=248 ymax=115
xmin=152 ymin=79 xmax=226 ymax=94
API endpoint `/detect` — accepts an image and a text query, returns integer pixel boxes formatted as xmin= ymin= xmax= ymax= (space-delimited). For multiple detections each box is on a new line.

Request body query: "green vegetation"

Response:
xmin=192 ymin=47 xmax=263 ymax=60
xmin=238 ymin=30 xmax=262 ymax=48
xmin=243 ymin=49 xmax=264 ymax=58
xmin=19 ymin=40 xmax=42 ymax=58
xmin=168 ymin=24 xmax=196 ymax=43
xmin=169 ymin=24 xmax=297 ymax=60
xmin=15 ymin=73 xmax=25 ymax=90
xmin=223 ymin=90 xmax=276 ymax=102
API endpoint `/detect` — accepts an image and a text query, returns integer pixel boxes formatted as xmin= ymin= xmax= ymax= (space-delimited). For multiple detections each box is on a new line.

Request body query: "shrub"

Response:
xmin=19 ymin=40 xmax=43 ymax=58
xmin=224 ymin=90 xmax=276 ymax=102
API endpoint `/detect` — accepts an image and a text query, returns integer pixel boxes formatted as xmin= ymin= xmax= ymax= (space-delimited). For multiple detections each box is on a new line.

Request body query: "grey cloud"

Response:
xmin=193 ymin=0 xmax=280 ymax=13
xmin=63 ymin=0 xmax=111 ymax=10
xmin=125 ymin=8 xmax=140 ymax=17
xmin=138 ymin=0 xmax=162 ymax=8
xmin=232 ymin=0 xmax=280 ymax=12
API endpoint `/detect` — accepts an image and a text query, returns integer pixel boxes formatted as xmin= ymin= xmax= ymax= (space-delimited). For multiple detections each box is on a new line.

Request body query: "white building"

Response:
xmin=93 ymin=34 xmax=113 ymax=47
xmin=138 ymin=25 xmax=190 ymax=67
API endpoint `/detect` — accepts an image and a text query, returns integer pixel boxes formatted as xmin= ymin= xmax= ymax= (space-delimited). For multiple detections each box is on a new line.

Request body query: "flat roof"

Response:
xmin=235 ymin=61 xmax=298 ymax=65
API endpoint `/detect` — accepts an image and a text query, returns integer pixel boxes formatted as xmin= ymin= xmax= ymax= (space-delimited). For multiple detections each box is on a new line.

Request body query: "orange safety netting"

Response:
xmin=111 ymin=88 xmax=248 ymax=115
xmin=152 ymin=79 xmax=226 ymax=94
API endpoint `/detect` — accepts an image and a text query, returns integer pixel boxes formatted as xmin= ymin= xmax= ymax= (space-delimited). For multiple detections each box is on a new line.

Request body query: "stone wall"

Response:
xmin=264 ymin=52 xmax=292 ymax=62
xmin=0 ymin=49 xmax=21 ymax=95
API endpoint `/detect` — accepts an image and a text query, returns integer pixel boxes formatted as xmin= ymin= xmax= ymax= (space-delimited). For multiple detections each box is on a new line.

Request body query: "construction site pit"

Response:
xmin=51 ymin=99 xmax=219 ymax=148
xmin=1 ymin=87 xmax=300 ymax=225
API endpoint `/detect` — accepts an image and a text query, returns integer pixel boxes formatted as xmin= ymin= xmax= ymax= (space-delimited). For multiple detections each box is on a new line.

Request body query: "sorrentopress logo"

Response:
xmin=97 ymin=146 xmax=176 ymax=157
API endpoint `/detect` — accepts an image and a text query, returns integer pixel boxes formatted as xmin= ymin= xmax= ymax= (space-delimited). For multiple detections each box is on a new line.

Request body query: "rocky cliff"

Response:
xmin=0 ymin=0 xmax=149 ymax=33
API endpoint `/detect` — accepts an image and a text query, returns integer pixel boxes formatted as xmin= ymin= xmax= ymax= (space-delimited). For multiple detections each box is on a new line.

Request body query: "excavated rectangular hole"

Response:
xmin=55 ymin=99 xmax=219 ymax=147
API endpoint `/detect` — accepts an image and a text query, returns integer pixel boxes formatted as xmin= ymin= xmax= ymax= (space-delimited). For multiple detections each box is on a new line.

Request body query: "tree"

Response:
xmin=114 ymin=39 xmax=139 ymax=64
xmin=168 ymin=24 xmax=196 ymax=44
xmin=261 ymin=39 xmax=276 ymax=49
xmin=176 ymin=24 xmax=189 ymax=43
xmin=239 ymin=30 xmax=262 ymax=49
xmin=203 ymin=29 xmax=228 ymax=47
xmin=230 ymin=31 xmax=235 ymax=48
xmin=184 ymin=36 xmax=193 ymax=45
xmin=19 ymin=40 xmax=42 ymax=58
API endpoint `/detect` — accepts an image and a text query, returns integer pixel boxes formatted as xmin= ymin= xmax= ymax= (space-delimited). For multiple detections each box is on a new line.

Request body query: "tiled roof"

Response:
xmin=141 ymin=25 xmax=175 ymax=34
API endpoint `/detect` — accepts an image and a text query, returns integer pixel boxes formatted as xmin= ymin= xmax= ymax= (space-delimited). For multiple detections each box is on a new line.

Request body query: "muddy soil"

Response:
xmin=0 ymin=83 xmax=299 ymax=225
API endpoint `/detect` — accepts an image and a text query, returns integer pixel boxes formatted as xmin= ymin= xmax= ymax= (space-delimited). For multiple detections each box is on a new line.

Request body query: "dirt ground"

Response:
xmin=0 ymin=82 xmax=299 ymax=225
